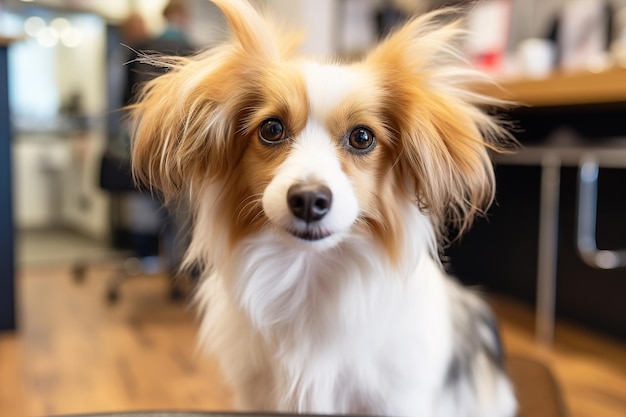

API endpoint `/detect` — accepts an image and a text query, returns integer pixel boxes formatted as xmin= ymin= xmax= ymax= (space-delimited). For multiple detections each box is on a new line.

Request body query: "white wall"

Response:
xmin=262 ymin=0 xmax=338 ymax=57
xmin=185 ymin=0 xmax=229 ymax=47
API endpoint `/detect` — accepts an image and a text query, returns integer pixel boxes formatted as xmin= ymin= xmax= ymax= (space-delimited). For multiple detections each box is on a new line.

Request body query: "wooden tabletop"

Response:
xmin=489 ymin=67 xmax=626 ymax=107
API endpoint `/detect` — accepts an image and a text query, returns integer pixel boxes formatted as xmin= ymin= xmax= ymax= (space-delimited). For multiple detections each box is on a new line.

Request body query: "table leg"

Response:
xmin=536 ymin=154 xmax=561 ymax=345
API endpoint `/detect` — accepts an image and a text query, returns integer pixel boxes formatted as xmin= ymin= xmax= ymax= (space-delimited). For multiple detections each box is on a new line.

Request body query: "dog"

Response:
xmin=129 ymin=0 xmax=517 ymax=415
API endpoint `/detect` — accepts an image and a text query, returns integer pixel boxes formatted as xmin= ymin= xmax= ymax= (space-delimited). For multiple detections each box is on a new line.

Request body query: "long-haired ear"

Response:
xmin=210 ymin=0 xmax=281 ymax=59
xmin=130 ymin=0 xmax=294 ymax=199
xmin=365 ymin=9 xmax=513 ymax=239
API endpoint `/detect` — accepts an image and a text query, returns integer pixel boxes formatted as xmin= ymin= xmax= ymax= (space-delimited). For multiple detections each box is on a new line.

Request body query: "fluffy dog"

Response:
xmin=130 ymin=0 xmax=517 ymax=415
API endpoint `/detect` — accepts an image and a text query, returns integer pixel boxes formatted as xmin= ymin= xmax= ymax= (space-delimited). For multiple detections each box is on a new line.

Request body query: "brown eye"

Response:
xmin=259 ymin=118 xmax=286 ymax=144
xmin=348 ymin=126 xmax=376 ymax=153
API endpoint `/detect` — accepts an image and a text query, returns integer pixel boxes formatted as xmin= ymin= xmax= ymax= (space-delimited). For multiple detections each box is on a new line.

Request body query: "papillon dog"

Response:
xmin=130 ymin=0 xmax=517 ymax=415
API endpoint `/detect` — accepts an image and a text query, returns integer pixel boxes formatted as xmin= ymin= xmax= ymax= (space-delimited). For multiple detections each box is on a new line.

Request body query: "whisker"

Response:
xmin=248 ymin=206 xmax=268 ymax=224
xmin=236 ymin=192 xmax=263 ymax=214
xmin=235 ymin=194 xmax=264 ymax=224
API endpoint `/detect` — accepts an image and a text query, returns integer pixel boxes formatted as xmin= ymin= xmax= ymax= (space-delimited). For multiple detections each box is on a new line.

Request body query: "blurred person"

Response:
xmin=121 ymin=12 xmax=149 ymax=47
xmin=113 ymin=0 xmax=196 ymax=292
xmin=124 ymin=0 xmax=194 ymax=105
xmin=106 ymin=12 xmax=149 ymax=155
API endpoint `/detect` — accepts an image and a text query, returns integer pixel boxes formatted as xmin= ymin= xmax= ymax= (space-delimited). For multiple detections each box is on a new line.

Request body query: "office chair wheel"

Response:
xmin=169 ymin=285 xmax=185 ymax=301
xmin=106 ymin=287 xmax=120 ymax=304
xmin=72 ymin=263 xmax=87 ymax=283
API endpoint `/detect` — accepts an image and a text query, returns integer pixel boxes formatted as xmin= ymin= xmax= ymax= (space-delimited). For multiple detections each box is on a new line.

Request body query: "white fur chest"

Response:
xmin=195 ymin=225 xmax=454 ymax=415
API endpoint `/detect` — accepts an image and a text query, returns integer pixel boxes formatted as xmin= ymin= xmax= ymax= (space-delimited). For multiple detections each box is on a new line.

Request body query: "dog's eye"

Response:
xmin=259 ymin=118 xmax=286 ymax=143
xmin=348 ymin=127 xmax=376 ymax=153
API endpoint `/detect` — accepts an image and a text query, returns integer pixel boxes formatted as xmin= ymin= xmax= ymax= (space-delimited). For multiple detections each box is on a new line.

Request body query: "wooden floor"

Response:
xmin=0 ymin=263 xmax=624 ymax=417
xmin=0 ymin=264 xmax=233 ymax=417
xmin=491 ymin=298 xmax=626 ymax=417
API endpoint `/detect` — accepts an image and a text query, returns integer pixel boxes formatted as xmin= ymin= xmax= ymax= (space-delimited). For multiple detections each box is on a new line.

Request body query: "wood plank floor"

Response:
xmin=490 ymin=297 xmax=626 ymax=417
xmin=0 ymin=264 xmax=232 ymax=417
xmin=0 ymin=263 xmax=624 ymax=417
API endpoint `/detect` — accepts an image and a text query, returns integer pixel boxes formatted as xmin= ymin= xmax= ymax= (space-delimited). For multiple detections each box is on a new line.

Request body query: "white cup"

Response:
xmin=517 ymin=38 xmax=557 ymax=79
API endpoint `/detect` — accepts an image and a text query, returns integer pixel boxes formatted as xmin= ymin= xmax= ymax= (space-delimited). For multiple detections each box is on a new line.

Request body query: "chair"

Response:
xmin=72 ymin=149 xmax=190 ymax=303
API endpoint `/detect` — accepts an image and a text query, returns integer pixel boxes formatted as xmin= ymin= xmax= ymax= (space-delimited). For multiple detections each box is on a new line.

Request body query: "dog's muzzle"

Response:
xmin=286 ymin=183 xmax=333 ymax=241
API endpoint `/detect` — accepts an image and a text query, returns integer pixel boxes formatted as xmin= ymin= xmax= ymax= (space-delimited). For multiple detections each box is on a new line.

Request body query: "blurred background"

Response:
xmin=0 ymin=1 xmax=625 ymax=417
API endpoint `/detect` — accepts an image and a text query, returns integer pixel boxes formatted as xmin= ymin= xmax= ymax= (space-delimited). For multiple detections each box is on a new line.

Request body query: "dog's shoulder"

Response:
xmin=444 ymin=278 xmax=505 ymax=387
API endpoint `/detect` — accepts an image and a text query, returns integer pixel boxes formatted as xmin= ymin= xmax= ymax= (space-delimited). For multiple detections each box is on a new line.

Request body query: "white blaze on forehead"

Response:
xmin=301 ymin=61 xmax=367 ymax=122
xmin=278 ymin=119 xmax=342 ymax=180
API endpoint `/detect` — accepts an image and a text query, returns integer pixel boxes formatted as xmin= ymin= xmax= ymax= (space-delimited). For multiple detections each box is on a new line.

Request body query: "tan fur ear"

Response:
xmin=211 ymin=0 xmax=280 ymax=59
xmin=365 ymin=9 xmax=512 ymax=238
xmin=129 ymin=61 xmax=234 ymax=199
xmin=212 ymin=0 xmax=305 ymax=59
xmin=130 ymin=0 xmax=294 ymax=199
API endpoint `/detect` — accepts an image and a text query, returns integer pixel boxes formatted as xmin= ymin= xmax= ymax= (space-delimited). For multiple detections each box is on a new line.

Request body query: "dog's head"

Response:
xmin=131 ymin=0 xmax=509 ymax=259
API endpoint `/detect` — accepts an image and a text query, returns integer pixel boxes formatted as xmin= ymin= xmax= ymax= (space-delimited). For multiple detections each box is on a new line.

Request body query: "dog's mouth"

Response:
xmin=287 ymin=227 xmax=332 ymax=241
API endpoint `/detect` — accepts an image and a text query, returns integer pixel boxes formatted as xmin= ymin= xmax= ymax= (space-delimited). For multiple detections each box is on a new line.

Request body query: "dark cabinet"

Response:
xmin=0 ymin=40 xmax=16 ymax=331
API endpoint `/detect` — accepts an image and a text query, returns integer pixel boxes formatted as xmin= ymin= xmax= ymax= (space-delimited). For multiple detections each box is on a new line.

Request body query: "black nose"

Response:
xmin=287 ymin=183 xmax=333 ymax=222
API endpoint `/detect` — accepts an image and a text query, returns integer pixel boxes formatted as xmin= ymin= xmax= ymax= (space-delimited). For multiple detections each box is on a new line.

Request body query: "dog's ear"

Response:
xmin=364 ymin=10 xmax=511 ymax=238
xmin=130 ymin=0 xmax=291 ymax=199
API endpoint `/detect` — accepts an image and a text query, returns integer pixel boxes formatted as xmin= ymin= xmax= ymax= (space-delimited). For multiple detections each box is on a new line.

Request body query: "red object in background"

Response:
xmin=466 ymin=0 xmax=513 ymax=75
xmin=472 ymin=51 xmax=504 ymax=74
